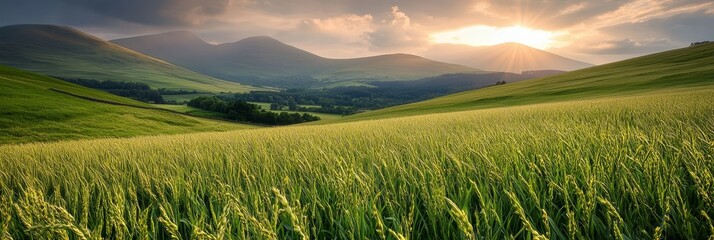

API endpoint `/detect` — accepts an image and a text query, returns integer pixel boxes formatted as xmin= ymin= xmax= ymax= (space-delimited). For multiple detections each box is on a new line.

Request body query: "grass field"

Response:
xmin=0 ymin=88 xmax=712 ymax=239
xmin=1 ymin=38 xmax=713 ymax=239
xmin=152 ymin=104 xmax=232 ymax=120
xmin=0 ymin=65 xmax=255 ymax=144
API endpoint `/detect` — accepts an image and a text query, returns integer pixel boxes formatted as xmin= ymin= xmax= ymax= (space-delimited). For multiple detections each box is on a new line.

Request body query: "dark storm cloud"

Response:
xmin=62 ymin=0 xmax=231 ymax=26
xmin=0 ymin=0 xmax=106 ymax=26
xmin=0 ymin=0 xmax=232 ymax=29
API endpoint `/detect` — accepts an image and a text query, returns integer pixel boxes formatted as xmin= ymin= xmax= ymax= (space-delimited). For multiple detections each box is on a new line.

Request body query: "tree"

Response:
xmin=288 ymin=102 xmax=298 ymax=111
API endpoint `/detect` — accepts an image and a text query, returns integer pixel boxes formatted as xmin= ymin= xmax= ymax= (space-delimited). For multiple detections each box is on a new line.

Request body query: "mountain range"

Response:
xmin=111 ymin=31 xmax=480 ymax=88
xmin=0 ymin=25 xmax=261 ymax=93
xmin=423 ymin=43 xmax=592 ymax=73
xmin=0 ymin=24 xmax=591 ymax=91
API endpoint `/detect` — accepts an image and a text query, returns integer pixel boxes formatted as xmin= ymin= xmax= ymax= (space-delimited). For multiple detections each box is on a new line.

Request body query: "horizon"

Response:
xmin=1 ymin=1 xmax=713 ymax=65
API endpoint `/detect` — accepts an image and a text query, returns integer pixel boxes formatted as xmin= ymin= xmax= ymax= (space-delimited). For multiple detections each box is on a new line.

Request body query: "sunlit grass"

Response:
xmin=0 ymin=65 xmax=254 ymax=144
xmin=1 ymin=88 xmax=712 ymax=239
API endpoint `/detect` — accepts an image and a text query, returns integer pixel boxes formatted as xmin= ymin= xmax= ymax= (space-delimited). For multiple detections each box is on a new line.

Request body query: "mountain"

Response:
xmin=0 ymin=25 xmax=263 ymax=93
xmin=111 ymin=32 xmax=480 ymax=88
xmin=0 ymin=65 xmax=254 ymax=144
xmin=422 ymin=43 xmax=592 ymax=73
xmin=326 ymin=42 xmax=714 ymax=123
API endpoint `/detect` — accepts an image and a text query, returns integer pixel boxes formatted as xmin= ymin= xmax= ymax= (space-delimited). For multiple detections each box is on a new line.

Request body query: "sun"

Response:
xmin=430 ymin=25 xmax=556 ymax=49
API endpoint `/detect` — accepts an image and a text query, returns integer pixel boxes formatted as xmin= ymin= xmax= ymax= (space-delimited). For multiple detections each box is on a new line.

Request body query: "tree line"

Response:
xmin=187 ymin=96 xmax=320 ymax=125
xmin=56 ymin=77 xmax=166 ymax=103
xmin=690 ymin=41 xmax=711 ymax=46
xmin=231 ymin=74 xmax=524 ymax=115
xmin=231 ymin=87 xmax=435 ymax=114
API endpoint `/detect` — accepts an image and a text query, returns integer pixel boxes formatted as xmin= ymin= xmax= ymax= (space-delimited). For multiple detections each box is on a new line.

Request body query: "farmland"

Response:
xmin=1 ymin=87 xmax=712 ymax=239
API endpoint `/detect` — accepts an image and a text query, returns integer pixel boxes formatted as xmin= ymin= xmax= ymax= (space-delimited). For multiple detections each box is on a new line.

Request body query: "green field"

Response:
xmin=1 ymin=43 xmax=713 ymax=239
xmin=152 ymin=104 xmax=232 ymax=120
xmin=323 ymin=43 xmax=714 ymax=123
xmin=0 ymin=65 xmax=255 ymax=144
xmin=1 ymin=88 xmax=712 ymax=239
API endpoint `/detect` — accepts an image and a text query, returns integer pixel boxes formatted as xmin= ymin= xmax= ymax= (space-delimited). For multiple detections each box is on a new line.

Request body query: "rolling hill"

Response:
xmin=423 ymin=42 xmax=592 ymax=73
xmin=326 ymin=42 xmax=714 ymax=123
xmin=0 ymin=65 xmax=254 ymax=144
xmin=111 ymin=32 xmax=480 ymax=88
xmin=1 ymin=59 xmax=712 ymax=238
xmin=0 ymin=25 xmax=263 ymax=93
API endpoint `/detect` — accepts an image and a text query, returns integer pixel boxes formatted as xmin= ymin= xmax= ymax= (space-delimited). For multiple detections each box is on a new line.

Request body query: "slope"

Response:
xmin=0 ymin=65 xmax=254 ymax=144
xmin=0 ymin=25 xmax=263 ymax=93
xmin=423 ymin=42 xmax=592 ymax=72
xmin=111 ymin=32 xmax=480 ymax=88
xmin=326 ymin=42 xmax=714 ymax=123
xmin=1 ymin=79 xmax=712 ymax=239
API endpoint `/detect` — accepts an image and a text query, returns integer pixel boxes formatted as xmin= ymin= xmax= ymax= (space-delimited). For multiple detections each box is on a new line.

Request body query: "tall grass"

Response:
xmin=0 ymin=89 xmax=712 ymax=239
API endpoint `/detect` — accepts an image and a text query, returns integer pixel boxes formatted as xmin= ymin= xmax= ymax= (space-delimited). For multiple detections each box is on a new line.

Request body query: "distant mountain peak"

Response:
xmin=151 ymin=30 xmax=201 ymax=39
xmin=0 ymin=25 xmax=258 ymax=93
xmin=242 ymin=35 xmax=279 ymax=41
xmin=423 ymin=42 xmax=592 ymax=72
xmin=111 ymin=30 xmax=208 ymax=47
xmin=111 ymin=31 xmax=479 ymax=88
xmin=232 ymin=35 xmax=287 ymax=46
xmin=491 ymin=42 xmax=531 ymax=48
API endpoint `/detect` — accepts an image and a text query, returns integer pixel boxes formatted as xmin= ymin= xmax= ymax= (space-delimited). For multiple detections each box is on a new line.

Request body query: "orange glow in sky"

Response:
xmin=431 ymin=25 xmax=558 ymax=49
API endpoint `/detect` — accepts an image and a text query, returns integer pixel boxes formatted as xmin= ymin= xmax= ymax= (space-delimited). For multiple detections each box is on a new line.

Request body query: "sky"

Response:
xmin=1 ymin=0 xmax=713 ymax=64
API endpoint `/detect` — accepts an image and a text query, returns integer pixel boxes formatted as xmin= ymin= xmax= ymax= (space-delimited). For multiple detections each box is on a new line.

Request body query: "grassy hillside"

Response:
xmin=0 ymin=88 xmax=711 ymax=239
xmin=0 ymin=25 xmax=263 ymax=93
xmin=0 ymin=65 xmax=254 ymax=144
xmin=327 ymin=43 xmax=714 ymax=123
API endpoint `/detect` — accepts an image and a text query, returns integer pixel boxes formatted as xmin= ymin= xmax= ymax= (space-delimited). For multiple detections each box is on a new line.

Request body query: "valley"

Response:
xmin=0 ymin=7 xmax=712 ymax=238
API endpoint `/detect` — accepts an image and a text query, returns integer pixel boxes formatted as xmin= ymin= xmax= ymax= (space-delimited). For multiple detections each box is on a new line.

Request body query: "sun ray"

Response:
xmin=430 ymin=25 xmax=556 ymax=49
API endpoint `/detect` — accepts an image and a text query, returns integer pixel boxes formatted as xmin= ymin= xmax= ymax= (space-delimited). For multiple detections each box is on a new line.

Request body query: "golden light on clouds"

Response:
xmin=430 ymin=25 xmax=558 ymax=49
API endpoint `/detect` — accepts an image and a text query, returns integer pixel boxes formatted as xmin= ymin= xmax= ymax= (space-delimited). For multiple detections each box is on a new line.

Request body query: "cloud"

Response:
xmin=366 ymin=6 xmax=427 ymax=51
xmin=300 ymin=14 xmax=374 ymax=41
xmin=272 ymin=6 xmax=427 ymax=56
xmin=61 ymin=0 xmax=232 ymax=26
xmin=561 ymin=10 xmax=713 ymax=58
xmin=272 ymin=14 xmax=375 ymax=57
xmin=602 ymin=10 xmax=714 ymax=43
xmin=1 ymin=0 xmax=713 ymax=63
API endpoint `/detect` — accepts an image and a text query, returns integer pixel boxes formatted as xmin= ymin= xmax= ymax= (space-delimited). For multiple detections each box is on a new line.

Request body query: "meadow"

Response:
xmin=326 ymin=42 xmax=714 ymax=123
xmin=0 ymin=66 xmax=254 ymax=144
xmin=1 ymin=87 xmax=712 ymax=239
